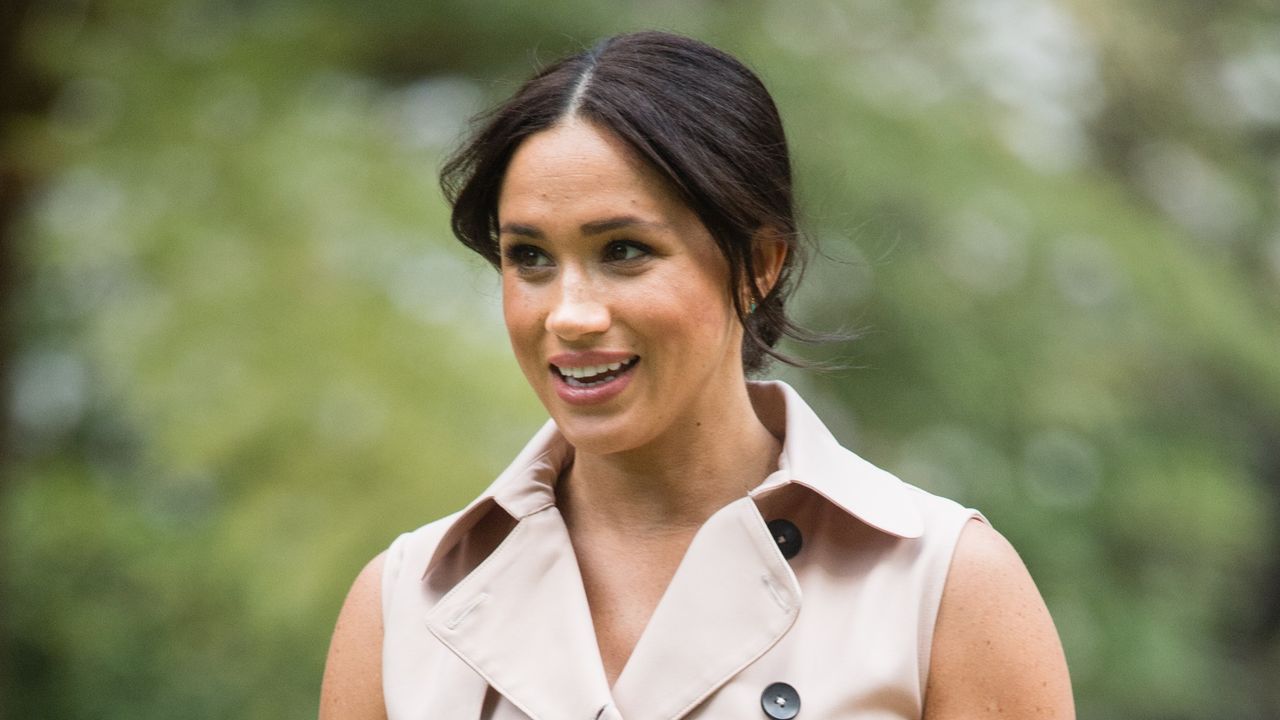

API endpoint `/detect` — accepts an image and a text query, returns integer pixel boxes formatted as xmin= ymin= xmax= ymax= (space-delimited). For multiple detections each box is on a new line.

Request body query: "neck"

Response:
xmin=558 ymin=380 xmax=781 ymax=537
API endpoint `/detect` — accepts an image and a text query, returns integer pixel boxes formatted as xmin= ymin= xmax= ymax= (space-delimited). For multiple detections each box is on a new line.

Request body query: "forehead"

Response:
xmin=497 ymin=119 xmax=690 ymax=224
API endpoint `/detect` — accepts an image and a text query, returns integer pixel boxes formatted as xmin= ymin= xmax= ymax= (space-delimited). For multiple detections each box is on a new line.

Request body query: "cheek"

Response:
xmin=501 ymin=279 xmax=540 ymax=355
xmin=643 ymin=272 xmax=735 ymax=334
xmin=627 ymin=283 xmax=739 ymax=371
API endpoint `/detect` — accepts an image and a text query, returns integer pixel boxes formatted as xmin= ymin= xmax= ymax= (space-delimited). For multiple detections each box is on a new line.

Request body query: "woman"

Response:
xmin=320 ymin=31 xmax=1074 ymax=720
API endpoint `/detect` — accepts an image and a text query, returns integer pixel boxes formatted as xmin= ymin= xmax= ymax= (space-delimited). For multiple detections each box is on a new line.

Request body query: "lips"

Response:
xmin=547 ymin=352 xmax=640 ymax=405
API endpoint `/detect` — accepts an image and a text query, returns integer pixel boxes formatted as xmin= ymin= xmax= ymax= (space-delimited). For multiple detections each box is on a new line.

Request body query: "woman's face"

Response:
xmin=496 ymin=119 xmax=745 ymax=456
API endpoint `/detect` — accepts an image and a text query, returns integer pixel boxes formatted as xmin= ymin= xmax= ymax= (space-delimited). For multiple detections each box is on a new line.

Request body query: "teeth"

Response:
xmin=556 ymin=358 xmax=634 ymax=380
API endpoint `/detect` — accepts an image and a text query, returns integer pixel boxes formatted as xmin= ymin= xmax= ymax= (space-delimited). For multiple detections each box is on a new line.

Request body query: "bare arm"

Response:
xmin=319 ymin=552 xmax=387 ymax=720
xmin=922 ymin=519 xmax=1075 ymax=720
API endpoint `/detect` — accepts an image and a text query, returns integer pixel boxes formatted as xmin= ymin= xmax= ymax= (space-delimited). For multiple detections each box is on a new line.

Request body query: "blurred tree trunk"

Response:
xmin=1 ymin=1 xmax=47 ymax=716
xmin=0 ymin=0 xmax=34 ymax=452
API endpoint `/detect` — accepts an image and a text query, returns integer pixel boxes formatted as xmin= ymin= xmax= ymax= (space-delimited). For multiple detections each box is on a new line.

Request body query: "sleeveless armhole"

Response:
xmin=916 ymin=503 xmax=987 ymax=698
xmin=380 ymin=517 xmax=494 ymax=720
xmin=381 ymin=532 xmax=410 ymax=627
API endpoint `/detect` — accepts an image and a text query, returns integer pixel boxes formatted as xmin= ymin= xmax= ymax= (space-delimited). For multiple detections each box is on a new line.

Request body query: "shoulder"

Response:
xmin=922 ymin=519 xmax=1075 ymax=719
xmin=319 ymin=552 xmax=388 ymax=720
xmin=317 ymin=511 xmax=471 ymax=720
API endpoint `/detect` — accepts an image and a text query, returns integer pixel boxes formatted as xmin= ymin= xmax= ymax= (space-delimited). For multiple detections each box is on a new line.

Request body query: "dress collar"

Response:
xmin=423 ymin=380 xmax=922 ymax=577
xmin=747 ymin=380 xmax=925 ymax=538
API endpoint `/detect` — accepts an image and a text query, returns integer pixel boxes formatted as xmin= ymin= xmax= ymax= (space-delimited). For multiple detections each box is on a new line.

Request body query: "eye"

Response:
xmin=603 ymin=240 xmax=649 ymax=263
xmin=503 ymin=243 xmax=552 ymax=269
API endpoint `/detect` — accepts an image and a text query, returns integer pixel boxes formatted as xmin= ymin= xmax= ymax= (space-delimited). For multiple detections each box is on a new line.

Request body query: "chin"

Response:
xmin=549 ymin=410 xmax=648 ymax=457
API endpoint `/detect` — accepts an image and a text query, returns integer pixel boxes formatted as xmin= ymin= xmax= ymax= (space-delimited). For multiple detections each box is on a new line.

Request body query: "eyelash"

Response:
xmin=603 ymin=239 xmax=651 ymax=262
xmin=501 ymin=240 xmax=653 ymax=270
xmin=503 ymin=244 xmax=549 ymax=269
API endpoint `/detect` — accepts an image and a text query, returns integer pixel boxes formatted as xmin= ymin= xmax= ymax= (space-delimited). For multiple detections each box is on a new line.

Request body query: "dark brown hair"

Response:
xmin=441 ymin=31 xmax=817 ymax=374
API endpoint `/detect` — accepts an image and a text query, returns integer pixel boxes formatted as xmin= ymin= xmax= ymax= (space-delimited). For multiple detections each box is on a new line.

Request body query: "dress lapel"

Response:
xmin=418 ymin=382 xmax=922 ymax=720
xmin=610 ymin=496 xmax=801 ymax=720
xmin=424 ymin=506 xmax=615 ymax=720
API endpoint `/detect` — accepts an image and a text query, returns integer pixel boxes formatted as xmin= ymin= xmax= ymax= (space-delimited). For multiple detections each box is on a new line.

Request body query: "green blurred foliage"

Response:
xmin=2 ymin=0 xmax=1278 ymax=718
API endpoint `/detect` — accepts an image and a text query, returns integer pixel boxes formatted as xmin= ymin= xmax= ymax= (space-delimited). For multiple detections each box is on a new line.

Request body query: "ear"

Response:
xmin=748 ymin=227 xmax=789 ymax=303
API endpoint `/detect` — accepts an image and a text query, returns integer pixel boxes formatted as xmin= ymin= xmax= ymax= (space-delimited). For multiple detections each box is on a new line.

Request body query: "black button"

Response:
xmin=767 ymin=519 xmax=802 ymax=560
xmin=761 ymin=681 xmax=800 ymax=719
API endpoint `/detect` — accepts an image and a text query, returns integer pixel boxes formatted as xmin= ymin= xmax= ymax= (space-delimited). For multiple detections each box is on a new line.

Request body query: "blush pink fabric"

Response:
xmin=381 ymin=381 xmax=981 ymax=720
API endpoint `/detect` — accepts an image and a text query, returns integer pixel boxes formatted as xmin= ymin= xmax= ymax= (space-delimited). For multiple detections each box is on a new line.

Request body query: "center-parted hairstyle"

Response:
xmin=441 ymin=31 xmax=818 ymax=374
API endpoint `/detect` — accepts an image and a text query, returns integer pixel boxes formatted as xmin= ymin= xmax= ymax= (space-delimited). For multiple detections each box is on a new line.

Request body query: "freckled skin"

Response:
xmin=923 ymin=519 xmax=1076 ymax=719
xmin=497 ymin=118 xmax=745 ymax=459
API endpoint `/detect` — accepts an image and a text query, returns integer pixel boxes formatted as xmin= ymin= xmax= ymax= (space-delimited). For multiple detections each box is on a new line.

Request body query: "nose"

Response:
xmin=545 ymin=270 xmax=611 ymax=341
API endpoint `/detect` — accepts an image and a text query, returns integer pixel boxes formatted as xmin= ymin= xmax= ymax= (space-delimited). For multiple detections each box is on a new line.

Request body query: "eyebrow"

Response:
xmin=581 ymin=216 xmax=668 ymax=236
xmin=498 ymin=215 xmax=668 ymax=239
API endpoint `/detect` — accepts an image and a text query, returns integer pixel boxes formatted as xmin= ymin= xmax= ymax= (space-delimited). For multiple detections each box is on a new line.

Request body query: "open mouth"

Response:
xmin=552 ymin=357 xmax=640 ymax=388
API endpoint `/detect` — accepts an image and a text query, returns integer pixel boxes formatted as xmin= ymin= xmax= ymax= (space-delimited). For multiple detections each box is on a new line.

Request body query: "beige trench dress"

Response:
xmin=382 ymin=381 xmax=981 ymax=720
